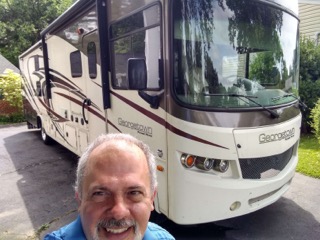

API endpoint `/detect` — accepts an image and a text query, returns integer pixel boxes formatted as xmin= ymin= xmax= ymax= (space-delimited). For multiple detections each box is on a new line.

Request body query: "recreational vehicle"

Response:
xmin=20 ymin=0 xmax=302 ymax=224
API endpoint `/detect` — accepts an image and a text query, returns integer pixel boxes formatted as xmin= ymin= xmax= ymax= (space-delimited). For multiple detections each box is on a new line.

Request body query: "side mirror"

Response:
xmin=127 ymin=58 xmax=147 ymax=90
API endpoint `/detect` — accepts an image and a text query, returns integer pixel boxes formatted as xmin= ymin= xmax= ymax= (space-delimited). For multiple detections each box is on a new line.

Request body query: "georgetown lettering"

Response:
xmin=259 ymin=128 xmax=295 ymax=144
xmin=118 ymin=118 xmax=152 ymax=137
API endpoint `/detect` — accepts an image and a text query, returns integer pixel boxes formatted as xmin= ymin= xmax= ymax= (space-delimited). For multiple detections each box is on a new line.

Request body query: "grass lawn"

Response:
xmin=297 ymin=134 xmax=320 ymax=179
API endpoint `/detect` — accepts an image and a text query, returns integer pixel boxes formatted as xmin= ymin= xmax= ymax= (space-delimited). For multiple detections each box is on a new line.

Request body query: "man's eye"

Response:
xmin=128 ymin=191 xmax=144 ymax=201
xmin=93 ymin=191 xmax=104 ymax=196
xmin=130 ymin=191 xmax=141 ymax=195
xmin=91 ymin=191 xmax=108 ymax=202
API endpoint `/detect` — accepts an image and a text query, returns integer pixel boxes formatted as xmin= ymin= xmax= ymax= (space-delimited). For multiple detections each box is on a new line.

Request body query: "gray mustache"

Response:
xmin=98 ymin=218 xmax=136 ymax=229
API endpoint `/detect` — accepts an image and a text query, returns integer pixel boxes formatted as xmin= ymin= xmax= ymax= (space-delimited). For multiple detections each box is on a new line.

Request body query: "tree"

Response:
xmin=299 ymin=36 xmax=320 ymax=133
xmin=0 ymin=0 xmax=75 ymax=67
xmin=225 ymin=0 xmax=283 ymax=54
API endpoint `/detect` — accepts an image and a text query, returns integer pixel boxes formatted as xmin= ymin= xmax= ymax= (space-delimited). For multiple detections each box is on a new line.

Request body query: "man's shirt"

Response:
xmin=44 ymin=216 xmax=175 ymax=240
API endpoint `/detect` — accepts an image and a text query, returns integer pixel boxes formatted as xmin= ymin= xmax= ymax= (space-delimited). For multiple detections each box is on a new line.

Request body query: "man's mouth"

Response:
xmin=98 ymin=226 xmax=135 ymax=240
xmin=96 ymin=219 xmax=138 ymax=239
xmin=105 ymin=227 xmax=131 ymax=234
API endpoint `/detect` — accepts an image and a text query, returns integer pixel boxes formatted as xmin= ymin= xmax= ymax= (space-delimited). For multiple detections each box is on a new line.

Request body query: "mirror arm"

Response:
xmin=138 ymin=91 xmax=161 ymax=109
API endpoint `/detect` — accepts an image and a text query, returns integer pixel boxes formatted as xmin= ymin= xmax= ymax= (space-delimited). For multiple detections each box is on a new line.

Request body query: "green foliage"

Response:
xmin=310 ymin=99 xmax=320 ymax=144
xmin=297 ymin=134 xmax=320 ymax=179
xmin=300 ymin=37 xmax=320 ymax=81
xmin=0 ymin=69 xmax=22 ymax=109
xmin=0 ymin=0 xmax=75 ymax=66
xmin=0 ymin=113 xmax=25 ymax=124
xmin=299 ymin=36 xmax=320 ymax=132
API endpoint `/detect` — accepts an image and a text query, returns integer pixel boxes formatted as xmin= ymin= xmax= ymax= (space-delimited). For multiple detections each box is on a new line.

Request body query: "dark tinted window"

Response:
xmin=70 ymin=50 xmax=82 ymax=77
xmin=88 ymin=42 xmax=97 ymax=79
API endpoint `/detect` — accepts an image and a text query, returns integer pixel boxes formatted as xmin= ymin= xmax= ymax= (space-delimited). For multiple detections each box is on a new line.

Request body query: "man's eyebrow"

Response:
xmin=90 ymin=185 xmax=145 ymax=191
xmin=89 ymin=185 xmax=110 ymax=191
xmin=127 ymin=185 xmax=146 ymax=191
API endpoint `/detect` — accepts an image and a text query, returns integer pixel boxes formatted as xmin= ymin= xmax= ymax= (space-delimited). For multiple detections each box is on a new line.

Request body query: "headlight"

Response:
xmin=195 ymin=157 xmax=214 ymax=171
xmin=214 ymin=160 xmax=229 ymax=173
xmin=180 ymin=154 xmax=230 ymax=174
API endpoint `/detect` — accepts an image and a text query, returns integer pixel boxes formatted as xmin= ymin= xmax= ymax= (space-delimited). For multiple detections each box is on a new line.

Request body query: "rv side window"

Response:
xmin=55 ymin=7 xmax=97 ymax=48
xmin=88 ymin=42 xmax=97 ymax=79
xmin=34 ymin=55 xmax=39 ymax=71
xmin=70 ymin=50 xmax=82 ymax=78
xmin=110 ymin=4 xmax=162 ymax=90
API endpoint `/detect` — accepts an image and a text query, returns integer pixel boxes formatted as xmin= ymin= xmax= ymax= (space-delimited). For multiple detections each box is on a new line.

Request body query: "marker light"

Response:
xmin=181 ymin=154 xmax=195 ymax=168
xmin=214 ymin=160 xmax=229 ymax=173
xmin=230 ymin=201 xmax=241 ymax=211
xmin=195 ymin=157 xmax=214 ymax=171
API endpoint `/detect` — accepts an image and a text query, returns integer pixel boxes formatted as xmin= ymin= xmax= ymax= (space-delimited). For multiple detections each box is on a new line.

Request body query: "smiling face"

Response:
xmin=77 ymin=140 xmax=156 ymax=240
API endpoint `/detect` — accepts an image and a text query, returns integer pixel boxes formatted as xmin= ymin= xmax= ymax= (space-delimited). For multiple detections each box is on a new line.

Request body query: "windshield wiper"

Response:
xmin=271 ymin=93 xmax=308 ymax=111
xmin=204 ymin=93 xmax=280 ymax=118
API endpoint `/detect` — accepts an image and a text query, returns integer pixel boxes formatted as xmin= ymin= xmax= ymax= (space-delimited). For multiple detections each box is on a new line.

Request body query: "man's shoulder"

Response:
xmin=144 ymin=222 xmax=175 ymax=240
xmin=44 ymin=216 xmax=86 ymax=240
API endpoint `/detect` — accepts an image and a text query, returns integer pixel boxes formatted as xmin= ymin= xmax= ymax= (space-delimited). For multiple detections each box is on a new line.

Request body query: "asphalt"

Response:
xmin=0 ymin=124 xmax=319 ymax=240
xmin=0 ymin=124 xmax=78 ymax=239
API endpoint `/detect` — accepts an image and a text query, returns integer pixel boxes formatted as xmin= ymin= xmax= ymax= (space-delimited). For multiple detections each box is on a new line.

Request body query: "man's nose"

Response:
xmin=109 ymin=196 xmax=130 ymax=219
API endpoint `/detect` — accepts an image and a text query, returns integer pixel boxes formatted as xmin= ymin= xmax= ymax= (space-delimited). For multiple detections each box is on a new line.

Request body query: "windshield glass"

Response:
xmin=173 ymin=0 xmax=299 ymax=109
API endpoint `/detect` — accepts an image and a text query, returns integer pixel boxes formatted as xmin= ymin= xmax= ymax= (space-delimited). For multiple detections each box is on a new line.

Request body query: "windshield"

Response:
xmin=172 ymin=0 xmax=299 ymax=109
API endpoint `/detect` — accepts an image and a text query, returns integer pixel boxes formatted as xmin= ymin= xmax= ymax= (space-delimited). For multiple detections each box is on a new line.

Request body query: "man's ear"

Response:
xmin=152 ymin=188 xmax=157 ymax=201
xmin=150 ymin=188 xmax=157 ymax=211
xmin=75 ymin=191 xmax=82 ymax=207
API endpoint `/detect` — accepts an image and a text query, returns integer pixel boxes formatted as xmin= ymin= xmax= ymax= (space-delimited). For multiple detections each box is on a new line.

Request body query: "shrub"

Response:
xmin=310 ymin=98 xmax=320 ymax=144
xmin=0 ymin=69 xmax=24 ymax=123
xmin=0 ymin=113 xmax=25 ymax=124
xmin=0 ymin=69 xmax=23 ymax=109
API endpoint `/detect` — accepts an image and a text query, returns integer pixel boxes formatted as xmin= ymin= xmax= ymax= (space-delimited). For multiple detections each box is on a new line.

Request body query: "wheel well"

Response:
xmin=37 ymin=116 xmax=42 ymax=129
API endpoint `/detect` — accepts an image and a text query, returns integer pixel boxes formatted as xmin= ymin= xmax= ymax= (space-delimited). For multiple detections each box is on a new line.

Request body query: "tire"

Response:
xmin=150 ymin=210 xmax=168 ymax=224
xmin=41 ymin=124 xmax=53 ymax=145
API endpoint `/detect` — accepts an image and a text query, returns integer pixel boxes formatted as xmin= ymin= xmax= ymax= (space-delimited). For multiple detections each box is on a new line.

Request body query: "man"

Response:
xmin=45 ymin=133 xmax=175 ymax=240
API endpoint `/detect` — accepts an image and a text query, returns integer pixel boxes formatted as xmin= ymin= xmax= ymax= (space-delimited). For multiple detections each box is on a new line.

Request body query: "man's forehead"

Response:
xmin=91 ymin=140 xmax=144 ymax=158
xmin=87 ymin=140 xmax=147 ymax=170
xmin=83 ymin=140 xmax=151 ymax=189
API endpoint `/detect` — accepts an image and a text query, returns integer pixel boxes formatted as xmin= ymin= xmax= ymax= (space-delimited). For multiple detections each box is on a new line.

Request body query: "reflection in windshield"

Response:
xmin=173 ymin=0 xmax=299 ymax=109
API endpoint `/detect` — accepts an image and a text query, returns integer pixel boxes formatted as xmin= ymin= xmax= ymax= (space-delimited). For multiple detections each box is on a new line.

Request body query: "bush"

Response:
xmin=0 ymin=69 xmax=22 ymax=109
xmin=0 ymin=113 xmax=25 ymax=124
xmin=299 ymin=79 xmax=320 ymax=132
xmin=310 ymin=98 xmax=320 ymax=144
xmin=0 ymin=69 xmax=24 ymax=123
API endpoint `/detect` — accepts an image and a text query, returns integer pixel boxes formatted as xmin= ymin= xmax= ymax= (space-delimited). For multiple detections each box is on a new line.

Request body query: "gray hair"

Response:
xmin=75 ymin=133 xmax=157 ymax=199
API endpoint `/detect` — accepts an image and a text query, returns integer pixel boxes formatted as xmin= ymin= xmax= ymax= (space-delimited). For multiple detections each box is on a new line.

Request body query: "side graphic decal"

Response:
xmin=110 ymin=91 xmax=229 ymax=150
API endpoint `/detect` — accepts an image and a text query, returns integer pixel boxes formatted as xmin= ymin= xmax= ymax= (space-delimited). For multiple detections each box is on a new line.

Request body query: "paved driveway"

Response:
xmin=0 ymin=124 xmax=319 ymax=239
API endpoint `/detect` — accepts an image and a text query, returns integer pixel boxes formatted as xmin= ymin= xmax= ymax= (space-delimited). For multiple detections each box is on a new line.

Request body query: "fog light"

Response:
xmin=230 ymin=201 xmax=241 ymax=211
xmin=195 ymin=157 xmax=214 ymax=171
xmin=181 ymin=154 xmax=195 ymax=168
xmin=214 ymin=160 xmax=229 ymax=173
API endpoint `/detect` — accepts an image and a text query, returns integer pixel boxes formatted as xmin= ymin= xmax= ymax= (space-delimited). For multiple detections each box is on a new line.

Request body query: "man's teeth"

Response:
xmin=106 ymin=227 xmax=129 ymax=234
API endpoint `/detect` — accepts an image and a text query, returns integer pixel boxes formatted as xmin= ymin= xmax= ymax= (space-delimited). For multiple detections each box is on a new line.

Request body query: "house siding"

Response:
xmin=299 ymin=2 xmax=320 ymax=41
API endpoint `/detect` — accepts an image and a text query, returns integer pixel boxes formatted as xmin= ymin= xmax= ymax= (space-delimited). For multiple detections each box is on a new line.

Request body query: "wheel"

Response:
xmin=41 ymin=124 xmax=53 ymax=145
xmin=27 ymin=122 xmax=33 ymax=129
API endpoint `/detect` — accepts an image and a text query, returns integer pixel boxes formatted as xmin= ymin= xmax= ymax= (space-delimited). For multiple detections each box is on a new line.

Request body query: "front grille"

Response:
xmin=239 ymin=144 xmax=295 ymax=179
